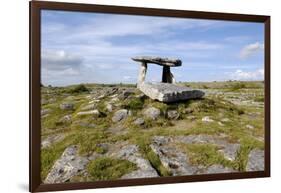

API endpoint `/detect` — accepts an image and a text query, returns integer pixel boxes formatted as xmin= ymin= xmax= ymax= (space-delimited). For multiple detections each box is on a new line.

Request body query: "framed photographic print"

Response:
xmin=29 ymin=1 xmax=270 ymax=192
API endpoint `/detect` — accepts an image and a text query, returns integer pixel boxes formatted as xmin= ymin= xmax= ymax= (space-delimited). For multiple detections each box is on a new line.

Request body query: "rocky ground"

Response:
xmin=41 ymin=81 xmax=265 ymax=184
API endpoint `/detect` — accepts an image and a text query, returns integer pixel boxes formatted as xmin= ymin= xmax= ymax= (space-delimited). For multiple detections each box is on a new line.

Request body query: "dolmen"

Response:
xmin=132 ymin=56 xmax=205 ymax=103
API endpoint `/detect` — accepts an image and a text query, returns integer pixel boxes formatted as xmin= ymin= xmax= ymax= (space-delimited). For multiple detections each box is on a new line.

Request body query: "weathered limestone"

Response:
xmin=246 ymin=149 xmax=264 ymax=171
xmin=132 ymin=56 xmax=205 ymax=102
xmin=150 ymin=137 xmax=198 ymax=176
xmin=44 ymin=145 xmax=89 ymax=183
xmin=138 ymin=82 xmax=205 ymax=103
xmin=137 ymin=62 xmax=147 ymax=85
xmin=114 ymin=145 xmax=159 ymax=179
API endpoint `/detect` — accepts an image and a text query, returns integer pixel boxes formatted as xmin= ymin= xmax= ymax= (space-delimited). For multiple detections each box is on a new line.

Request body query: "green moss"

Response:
xmin=87 ymin=157 xmax=137 ymax=180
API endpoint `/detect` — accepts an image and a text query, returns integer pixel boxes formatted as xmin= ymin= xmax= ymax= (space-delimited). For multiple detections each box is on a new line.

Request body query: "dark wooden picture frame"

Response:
xmin=30 ymin=1 xmax=270 ymax=192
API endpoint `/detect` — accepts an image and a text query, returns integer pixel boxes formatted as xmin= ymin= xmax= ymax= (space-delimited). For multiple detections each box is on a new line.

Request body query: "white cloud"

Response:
xmin=229 ymin=68 xmax=264 ymax=80
xmin=240 ymin=42 xmax=264 ymax=58
xmin=224 ymin=36 xmax=251 ymax=43
xmin=41 ymin=50 xmax=83 ymax=71
xmin=41 ymin=11 xmax=263 ymax=85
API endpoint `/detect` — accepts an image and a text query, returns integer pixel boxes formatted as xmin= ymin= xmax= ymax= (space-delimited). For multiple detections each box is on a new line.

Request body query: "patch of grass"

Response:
xmin=41 ymin=104 xmax=74 ymax=130
xmin=73 ymin=129 xmax=109 ymax=155
xmin=188 ymin=97 xmax=245 ymax=116
xmin=87 ymin=157 xmax=137 ymax=180
xmin=233 ymin=137 xmax=264 ymax=171
xmin=202 ymin=85 xmax=209 ymax=89
xmin=143 ymin=117 xmax=174 ymax=129
xmin=254 ymin=96 xmax=264 ymax=102
xmin=147 ymin=149 xmax=172 ymax=176
xmin=151 ymin=101 xmax=169 ymax=115
xmin=181 ymin=143 xmax=233 ymax=168
xmin=229 ymin=82 xmax=246 ymax=91
xmin=122 ymin=97 xmax=144 ymax=110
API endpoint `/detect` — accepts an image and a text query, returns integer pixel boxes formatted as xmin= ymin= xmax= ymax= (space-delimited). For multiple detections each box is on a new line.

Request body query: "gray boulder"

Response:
xmin=143 ymin=107 xmax=160 ymax=120
xmin=167 ymin=110 xmax=180 ymax=119
xmin=119 ymin=89 xmax=134 ymax=100
xmin=112 ymin=109 xmax=129 ymax=122
xmin=60 ymin=103 xmax=74 ymax=110
xmin=133 ymin=118 xmax=145 ymax=126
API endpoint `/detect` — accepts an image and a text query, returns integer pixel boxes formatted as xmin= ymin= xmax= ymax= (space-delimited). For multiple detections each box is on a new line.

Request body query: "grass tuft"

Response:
xmin=87 ymin=157 xmax=137 ymax=180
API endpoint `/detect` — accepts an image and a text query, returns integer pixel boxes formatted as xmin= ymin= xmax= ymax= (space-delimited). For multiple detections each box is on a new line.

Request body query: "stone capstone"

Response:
xmin=132 ymin=56 xmax=182 ymax=67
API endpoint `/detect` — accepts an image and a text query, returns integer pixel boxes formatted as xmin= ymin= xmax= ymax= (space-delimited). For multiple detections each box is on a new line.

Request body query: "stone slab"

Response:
xmin=138 ymin=82 xmax=205 ymax=102
xmin=132 ymin=56 xmax=182 ymax=67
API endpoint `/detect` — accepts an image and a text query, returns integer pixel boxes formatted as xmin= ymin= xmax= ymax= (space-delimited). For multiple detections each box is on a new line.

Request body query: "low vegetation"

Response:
xmin=41 ymin=81 xmax=265 ymax=181
xmin=87 ymin=157 xmax=137 ymax=180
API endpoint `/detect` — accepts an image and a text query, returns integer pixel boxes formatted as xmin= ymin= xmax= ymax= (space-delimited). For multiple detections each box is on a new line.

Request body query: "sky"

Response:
xmin=41 ymin=10 xmax=264 ymax=86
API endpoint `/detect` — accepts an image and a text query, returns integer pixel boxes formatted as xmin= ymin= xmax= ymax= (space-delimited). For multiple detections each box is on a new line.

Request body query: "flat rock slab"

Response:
xmin=246 ymin=149 xmax=264 ymax=171
xmin=139 ymin=82 xmax=204 ymax=102
xmin=174 ymin=135 xmax=240 ymax=161
xmin=113 ymin=145 xmax=159 ymax=179
xmin=150 ymin=142 xmax=198 ymax=176
xmin=150 ymin=137 xmax=199 ymax=175
xmin=44 ymin=145 xmax=89 ymax=184
xmin=198 ymin=164 xmax=236 ymax=174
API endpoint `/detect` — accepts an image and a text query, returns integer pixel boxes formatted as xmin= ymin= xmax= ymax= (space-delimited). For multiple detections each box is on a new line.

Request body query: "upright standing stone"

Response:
xmin=138 ymin=62 xmax=147 ymax=87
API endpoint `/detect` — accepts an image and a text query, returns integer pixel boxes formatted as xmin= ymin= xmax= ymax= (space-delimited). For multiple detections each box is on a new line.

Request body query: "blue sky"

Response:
xmin=41 ymin=10 xmax=264 ymax=86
